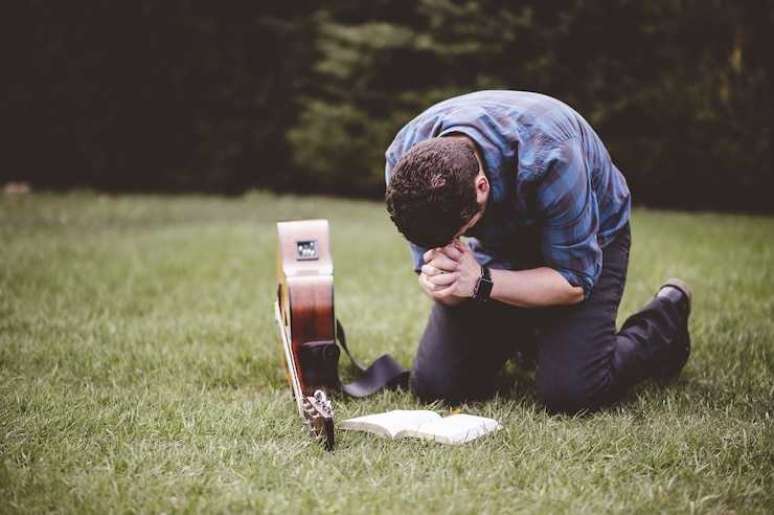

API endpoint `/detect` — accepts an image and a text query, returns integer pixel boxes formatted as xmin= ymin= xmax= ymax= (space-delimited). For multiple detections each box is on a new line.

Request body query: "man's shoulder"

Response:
xmin=386 ymin=91 xmax=522 ymax=155
xmin=385 ymin=90 xmax=584 ymax=173
xmin=392 ymin=90 xmax=577 ymax=139
xmin=429 ymin=90 xmax=563 ymax=109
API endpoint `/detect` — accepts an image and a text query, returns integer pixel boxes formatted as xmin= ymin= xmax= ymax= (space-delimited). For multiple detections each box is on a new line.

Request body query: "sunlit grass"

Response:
xmin=1 ymin=192 xmax=773 ymax=513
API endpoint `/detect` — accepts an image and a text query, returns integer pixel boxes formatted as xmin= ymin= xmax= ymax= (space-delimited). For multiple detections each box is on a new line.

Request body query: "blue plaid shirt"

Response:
xmin=385 ymin=90 xmax=631 ymax=298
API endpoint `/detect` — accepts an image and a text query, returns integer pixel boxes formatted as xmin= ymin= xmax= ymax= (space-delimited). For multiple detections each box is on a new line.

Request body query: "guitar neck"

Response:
xmin=274 ymin=300 xmax=305 ymax=418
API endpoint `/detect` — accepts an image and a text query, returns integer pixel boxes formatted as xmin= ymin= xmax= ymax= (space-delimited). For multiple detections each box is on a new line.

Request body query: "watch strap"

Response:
xmin=473 ymin=265 xmax=493 ymax=302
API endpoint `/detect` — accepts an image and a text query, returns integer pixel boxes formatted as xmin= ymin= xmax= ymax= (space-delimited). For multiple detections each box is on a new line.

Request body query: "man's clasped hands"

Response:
xmin=418 ymin=240 xmax=482 ymax=305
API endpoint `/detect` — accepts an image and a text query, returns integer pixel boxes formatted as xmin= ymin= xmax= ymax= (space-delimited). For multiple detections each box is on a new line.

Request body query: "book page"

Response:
xmin=341 ymin=410 xmax=441 ymax=439
xmin=405 ymin=414 xmax=501 ymax=445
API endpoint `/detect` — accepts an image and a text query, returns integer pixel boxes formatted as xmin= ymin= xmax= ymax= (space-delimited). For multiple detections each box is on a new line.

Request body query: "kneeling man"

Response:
xmin=384 ymin=90 xmax=692 ymax=414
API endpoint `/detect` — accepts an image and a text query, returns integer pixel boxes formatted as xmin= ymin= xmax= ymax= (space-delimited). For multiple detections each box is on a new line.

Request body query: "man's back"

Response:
xmin=386 ymin=90 xmax=630 ymax=241
xmin=385 ymin=90 xmax=631 ymax=292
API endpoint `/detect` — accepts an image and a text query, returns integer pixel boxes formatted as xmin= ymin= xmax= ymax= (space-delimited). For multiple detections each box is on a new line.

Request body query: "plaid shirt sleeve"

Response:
xmin=536 ymin=138 xmax=602 ymax=299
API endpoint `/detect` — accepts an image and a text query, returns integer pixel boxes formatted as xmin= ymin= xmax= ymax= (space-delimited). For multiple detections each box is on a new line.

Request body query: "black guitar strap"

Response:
xmin=335 ymin=319 xmax=410 ymax=398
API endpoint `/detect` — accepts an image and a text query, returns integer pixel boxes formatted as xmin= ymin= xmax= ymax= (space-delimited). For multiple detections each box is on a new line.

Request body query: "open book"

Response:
xmin=341 ymin=410 xmax=501 ymax=445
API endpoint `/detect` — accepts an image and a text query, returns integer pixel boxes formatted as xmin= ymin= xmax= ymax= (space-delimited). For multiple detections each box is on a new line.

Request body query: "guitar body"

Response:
xmin=275 ymin=219 xmax=339 ymax=449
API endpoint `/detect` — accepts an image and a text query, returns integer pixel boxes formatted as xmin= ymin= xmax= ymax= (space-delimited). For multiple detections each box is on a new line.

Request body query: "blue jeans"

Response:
xmin=410 ymin=225 xmax=689 ymax=413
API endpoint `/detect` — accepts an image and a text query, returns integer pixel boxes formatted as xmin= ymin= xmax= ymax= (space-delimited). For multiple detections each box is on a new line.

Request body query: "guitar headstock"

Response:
xmin=302 ymin=389 xmax=335 ymax=451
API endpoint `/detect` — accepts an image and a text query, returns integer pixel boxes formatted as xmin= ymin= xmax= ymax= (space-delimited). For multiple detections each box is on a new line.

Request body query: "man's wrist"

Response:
xmin=473 ymin=265 xmax=493 ymax=302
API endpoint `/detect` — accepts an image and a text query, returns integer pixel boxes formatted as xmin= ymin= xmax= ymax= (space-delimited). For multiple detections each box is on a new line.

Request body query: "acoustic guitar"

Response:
xmin=274 ymin=219 xmax=337 ymax=450
xmin=274 ymin=219 xmax=410 ymax=450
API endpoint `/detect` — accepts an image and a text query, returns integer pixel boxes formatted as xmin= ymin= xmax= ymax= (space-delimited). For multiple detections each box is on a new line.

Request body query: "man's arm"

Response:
xmin=422 ymin=243 xmax=583 ymax=307
xmin=489 ymin=267 xmax=584 ymax=307
xmin=535 ymin=139 xmax=602 ymax=300
xmin=424 ymin=136 xmax=600 ymax=307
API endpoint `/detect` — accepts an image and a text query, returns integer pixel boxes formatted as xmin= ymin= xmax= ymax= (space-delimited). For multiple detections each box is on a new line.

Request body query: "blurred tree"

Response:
xmin=1 ymin=0 xmax=771 ymax=209
xmin=1 ymin=0 xmax=317 ymax=193
xmin=287 ymin=0 xmax=773 ymax=209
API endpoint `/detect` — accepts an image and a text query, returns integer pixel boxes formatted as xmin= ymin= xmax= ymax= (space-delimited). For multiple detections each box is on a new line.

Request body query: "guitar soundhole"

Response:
xmin=296 ymin=240 xmax=319 ymax=260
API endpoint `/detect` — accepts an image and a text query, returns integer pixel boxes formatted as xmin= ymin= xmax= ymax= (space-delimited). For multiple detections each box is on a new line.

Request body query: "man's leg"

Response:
xmin=534 ymin=225 xmax=691 ymax=414
xmin=411 ymin=300 xmax=527 ymax=404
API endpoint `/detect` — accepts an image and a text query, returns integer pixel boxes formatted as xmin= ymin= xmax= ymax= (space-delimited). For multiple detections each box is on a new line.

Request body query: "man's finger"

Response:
xmin=428 ymin=271 xmax=457 ymax=286
xmin=431 ymin=282 xmax=458 ymax=300
xmin=421 ymin=264 xmax=443 ymax=276
xmin=419 ymin=272 xmax=440 ymax=292
xmin=428 ymin=253 xmax=458 ymax=272
xmin=440 ymin=243 xmax=463 ymax=260
xmin=422 ymin=248 xmax=438 ymax=263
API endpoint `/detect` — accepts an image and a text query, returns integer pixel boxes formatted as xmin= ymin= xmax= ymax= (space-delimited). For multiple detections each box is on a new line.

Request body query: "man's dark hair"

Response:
xmin=385 ymin=137 xmax=480 ymax=248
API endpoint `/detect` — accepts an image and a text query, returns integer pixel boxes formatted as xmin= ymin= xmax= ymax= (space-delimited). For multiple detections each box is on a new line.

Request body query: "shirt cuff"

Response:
xmin=555 ymin=268 xmax=594 ymax=300
xmin=409 ymin=242 xmax=427 ymax=274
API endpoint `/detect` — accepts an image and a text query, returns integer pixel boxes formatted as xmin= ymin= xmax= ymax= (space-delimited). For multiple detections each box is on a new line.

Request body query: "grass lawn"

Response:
xmin=1 ymin=191 xmax=773 ymax=514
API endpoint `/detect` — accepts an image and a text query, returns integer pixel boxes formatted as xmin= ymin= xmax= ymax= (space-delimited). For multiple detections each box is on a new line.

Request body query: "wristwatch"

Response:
xmin=473 ymin=265 xmax=493 ymax=303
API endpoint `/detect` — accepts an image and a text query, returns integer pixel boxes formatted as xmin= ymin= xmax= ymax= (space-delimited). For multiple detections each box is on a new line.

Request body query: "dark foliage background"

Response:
xmin=2 ymin=0 xmax=772 ymax=210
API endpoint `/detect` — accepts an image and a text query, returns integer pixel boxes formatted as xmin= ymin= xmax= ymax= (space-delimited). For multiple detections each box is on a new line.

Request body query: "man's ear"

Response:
xmin=475 ymin=173 xmax=489 ymax=196
xmin=472 ymin=172 xmax=489 ymax=207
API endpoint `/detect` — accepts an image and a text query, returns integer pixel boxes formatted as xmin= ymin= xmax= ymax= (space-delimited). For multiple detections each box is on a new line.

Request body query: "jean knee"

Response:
xmin=409 ymin=366 xmax=457 ymax=404
xmin=410 ymin=365 xmax=494 ymax=405
xmin=536 ymin=372 xmax=604 ymax=415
